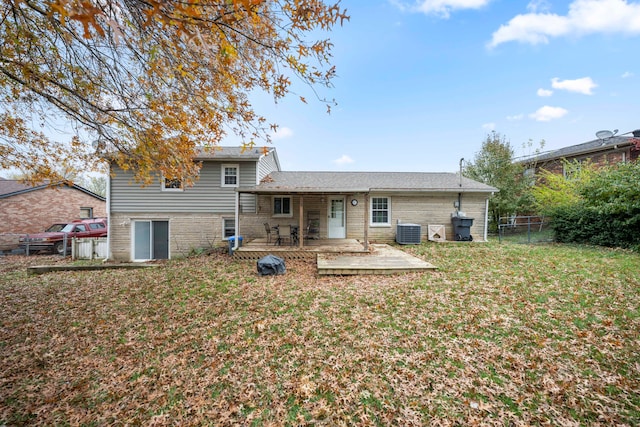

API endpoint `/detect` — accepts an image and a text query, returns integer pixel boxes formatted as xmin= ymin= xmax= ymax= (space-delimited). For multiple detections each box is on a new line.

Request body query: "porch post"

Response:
xmin=363 ymin=193 xmax=369 ymax=251
xmin=298 ymin=194 xmax=304 ymax=248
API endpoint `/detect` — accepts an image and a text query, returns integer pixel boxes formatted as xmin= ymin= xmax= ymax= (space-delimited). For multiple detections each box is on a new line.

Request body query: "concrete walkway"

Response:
xmin=317 ymin=244 xmax=437 ymax=275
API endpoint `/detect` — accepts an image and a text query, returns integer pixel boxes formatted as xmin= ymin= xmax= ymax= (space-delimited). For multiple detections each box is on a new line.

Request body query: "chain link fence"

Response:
xmin=498 ymin=216 xmax=554 ymax=244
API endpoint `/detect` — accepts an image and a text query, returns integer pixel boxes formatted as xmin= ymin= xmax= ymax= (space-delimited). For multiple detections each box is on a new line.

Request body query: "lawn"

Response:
xmin=0 ymin=242 xmax=638 ymax=426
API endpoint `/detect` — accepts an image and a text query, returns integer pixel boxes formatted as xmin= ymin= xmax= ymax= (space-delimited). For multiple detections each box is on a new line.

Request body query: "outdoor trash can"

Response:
xmin=451 ymin=216 xmax=474 ymax=241
xmin=228 ymin=236 xmax=243 ymax=254
xmin=257 ymin=254 xmax=286 ymax=276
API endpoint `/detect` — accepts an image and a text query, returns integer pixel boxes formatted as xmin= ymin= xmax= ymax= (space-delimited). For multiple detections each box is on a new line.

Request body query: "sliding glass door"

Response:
xmin=133 ymin=220 xmax=169 ymax=261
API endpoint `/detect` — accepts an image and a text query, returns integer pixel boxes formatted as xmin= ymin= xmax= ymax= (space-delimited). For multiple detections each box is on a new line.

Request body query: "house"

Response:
xmin=108 ymin=146 xmax=281 ymax=261
xmin=523 ymin=129 xmax=640 ymax=177
xmin=0 ymin=179 xmax=106 ymax=250
xmin=108 ymin=147 xmax=497 ymax=261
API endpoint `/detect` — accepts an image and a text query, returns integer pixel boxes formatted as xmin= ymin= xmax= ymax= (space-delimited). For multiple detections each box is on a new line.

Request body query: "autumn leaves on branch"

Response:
xmin=0 ymin=0 xmax=348 ymax=184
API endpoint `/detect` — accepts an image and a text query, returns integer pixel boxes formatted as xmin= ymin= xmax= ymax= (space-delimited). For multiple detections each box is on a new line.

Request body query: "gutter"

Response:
xmin=237 ymin=187 xmax=497 ymax=194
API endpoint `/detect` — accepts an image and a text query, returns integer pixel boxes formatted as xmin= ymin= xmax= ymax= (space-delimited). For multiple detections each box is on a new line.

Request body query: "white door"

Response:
xmin=327 ymin=197 xmax=346 ymax=238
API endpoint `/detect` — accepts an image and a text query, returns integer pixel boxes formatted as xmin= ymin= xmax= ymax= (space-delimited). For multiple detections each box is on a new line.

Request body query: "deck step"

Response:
xmin=317 ymin=244 xmax=437 ymax=275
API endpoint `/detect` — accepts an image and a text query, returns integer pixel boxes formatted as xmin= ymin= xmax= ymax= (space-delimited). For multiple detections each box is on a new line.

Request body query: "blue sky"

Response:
xmin=252 ymin=0 xmax=640 ymax=173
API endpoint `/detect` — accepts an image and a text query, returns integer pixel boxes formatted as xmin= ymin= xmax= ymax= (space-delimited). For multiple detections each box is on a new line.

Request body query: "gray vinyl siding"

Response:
xmin=258 ymin=151 xmax=279 ymax=181
xmin=110 ymin=161 xmax=257 ymax=213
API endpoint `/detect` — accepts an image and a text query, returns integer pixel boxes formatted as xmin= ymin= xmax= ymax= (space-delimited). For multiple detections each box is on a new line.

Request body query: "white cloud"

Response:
xmin=401 ymin=0 xmax=492 ymax=18
xmin=527 ymin=0 xmax=551 ymax=13
xmin=551 ymin=77 xmax=597 ymax=95
xmin=622 ymin=71 xmax=634 ymax=78
xmin=270 ymin=126 xmax=294 ymax=140
xmin=488 ymin=0 xmax=640 ymax=48
xmin=507 ymin=114 xmax=524 ymax=121
xmin=529 ymin=105 xmax=568 ymax=121
xmin=482 ymin=122 xmax=495 ymax=131
xmin=537 ymin=88 xmax=553 ymax=97
xmin=333 ymin=154 xmax=354 ymax=165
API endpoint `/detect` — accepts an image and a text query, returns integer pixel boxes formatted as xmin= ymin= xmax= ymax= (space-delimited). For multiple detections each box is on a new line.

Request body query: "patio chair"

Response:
xmin=264 ymin=222 xmax=273 ymax=244
xmin=276 ymin=225 xmax=292 ymax=246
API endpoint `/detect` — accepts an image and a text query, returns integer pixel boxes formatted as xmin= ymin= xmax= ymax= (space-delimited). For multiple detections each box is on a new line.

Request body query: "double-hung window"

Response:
xmin=222 ymin=164 xmax=239 ymax=187
xmin=370 ymin=196 xmax=391 ymax=226
xmin=273 ymin=196 xmax=292 ymax=217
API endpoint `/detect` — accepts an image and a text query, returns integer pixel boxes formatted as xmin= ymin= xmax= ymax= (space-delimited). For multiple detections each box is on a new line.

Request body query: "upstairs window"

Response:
xmin=222 ymin=164 xmax=239 ymax=187
xmin=162 ymin=177 xmax=183 ymax=191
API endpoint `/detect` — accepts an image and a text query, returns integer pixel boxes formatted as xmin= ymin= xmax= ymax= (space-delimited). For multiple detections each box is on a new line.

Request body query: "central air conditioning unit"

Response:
xmin=396 ymin=223 xmax=422 ymax=245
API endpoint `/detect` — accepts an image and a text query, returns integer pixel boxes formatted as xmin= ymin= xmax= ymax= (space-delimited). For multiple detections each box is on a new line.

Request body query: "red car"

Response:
xmin=20 ymin=218 xmax=108 ymax=255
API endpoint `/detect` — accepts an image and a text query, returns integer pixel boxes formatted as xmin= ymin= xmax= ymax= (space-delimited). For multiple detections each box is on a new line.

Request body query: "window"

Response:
xmin=370 ymin=196 xmax=391 ymax=226
xmin=273 ymin=196 xmax=292 ymax=217
xmin=62 ymin=223 xmax=87 ymax=233
xmin=79 ymin=207 xmax=93 ymax=218
xmin=223 ymin=218 xmax=235 ymax=239
xmin=162 ymin=177 xmax=183 ymax=191
xmin=89 ymin=223 xmax=105 ymax=230
xmin=222 ymin=164 xmax=239 ymax=187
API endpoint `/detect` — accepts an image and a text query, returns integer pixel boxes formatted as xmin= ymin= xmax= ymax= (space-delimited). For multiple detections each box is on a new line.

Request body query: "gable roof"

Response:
xmin=0 ymin=178 xmax=106 ymax=201
xmin=239 ymin=171 xmax=497 ymax=194
xmin=523 ymin=133 xmax=640 ymax=164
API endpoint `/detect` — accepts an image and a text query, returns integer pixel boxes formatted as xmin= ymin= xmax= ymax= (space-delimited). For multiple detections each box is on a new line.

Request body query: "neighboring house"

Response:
xmin=522 ymin=130 xmax=640 ymax=177
xmin=0 ymin=179 xmax=106 ymax=250
xmin=108 ymin=147 xmax=497 ymax=261
xmin=108 ymin=146 xmax=281 ymax=261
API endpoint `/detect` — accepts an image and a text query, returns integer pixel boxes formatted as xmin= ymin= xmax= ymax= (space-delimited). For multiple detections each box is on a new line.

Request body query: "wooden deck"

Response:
xmin=317 ymin=244 xmax=436 ymax=275
xmin=234 ymin=239 xmax=437 ymax=275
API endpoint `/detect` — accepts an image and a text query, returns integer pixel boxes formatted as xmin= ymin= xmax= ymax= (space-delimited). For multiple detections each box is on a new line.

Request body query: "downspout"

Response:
xmin=105 ymin=166 xmax=111 ymax=261
xmin=458 ymin=157 xmax=464 ymax=213
xmin=233 ymin=190 xmax=240 ymax=252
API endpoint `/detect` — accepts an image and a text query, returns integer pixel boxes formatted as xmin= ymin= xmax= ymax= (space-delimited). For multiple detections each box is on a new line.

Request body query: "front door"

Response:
xmin=327 ymin=197 xmax=346 ymax=238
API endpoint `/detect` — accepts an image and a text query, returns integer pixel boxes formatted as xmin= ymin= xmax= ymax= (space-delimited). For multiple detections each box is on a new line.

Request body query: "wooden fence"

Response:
xmin=72 ymin=237 xmax=108 ymax=260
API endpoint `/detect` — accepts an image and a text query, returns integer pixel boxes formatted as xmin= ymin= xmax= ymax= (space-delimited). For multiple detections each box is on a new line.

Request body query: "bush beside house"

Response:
xmin=537 ymin=162 xmax=640 ymax=250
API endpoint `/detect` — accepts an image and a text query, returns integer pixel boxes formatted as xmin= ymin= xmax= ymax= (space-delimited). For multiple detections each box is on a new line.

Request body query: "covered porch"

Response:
xmin=232 ymin=185 xmax=374 ymax=254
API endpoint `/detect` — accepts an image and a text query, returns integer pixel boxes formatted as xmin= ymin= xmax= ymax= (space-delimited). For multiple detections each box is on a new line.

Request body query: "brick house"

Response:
xmin=108 ymin=147 xmax=497 ymax=261
xmin=523 ymin=130 xmax=640 ymax=177
xmin=0 ymin=179 xmax=106 ymax=250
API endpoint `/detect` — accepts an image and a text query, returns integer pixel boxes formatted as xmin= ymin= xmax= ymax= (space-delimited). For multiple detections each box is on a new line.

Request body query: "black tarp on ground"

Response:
xmin=257 ymin=254 xmax=286 ymax=276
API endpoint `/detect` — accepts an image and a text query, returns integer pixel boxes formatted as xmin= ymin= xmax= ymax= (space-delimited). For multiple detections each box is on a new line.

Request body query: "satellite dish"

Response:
xmin=596 ymin=130 xmax=614 ymax=139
